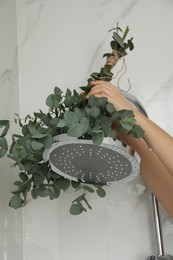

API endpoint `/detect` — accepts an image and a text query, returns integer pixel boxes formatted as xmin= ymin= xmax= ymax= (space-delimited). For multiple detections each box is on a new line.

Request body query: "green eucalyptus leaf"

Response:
xmin=57 ymin=119 xmax=66 ymax=128
xmin=120 ymin=117 xmax=136 ymax=130
xmin=46 ymin=94 xmax=60 ymax=108
xmin=64 ymin=96 xmax=75 ymax=107
xmin=34 ymin=112 xmax=51 ymax=126
xmin=74 ymin=108 xmax=85 ymax=119
xmin=0 ymin=120 xmax=10 ymax=138
xmin=31 ymin=188 xmax=38 ymax=199
xmin=11 ymin=179 xmax=32 ymax=194
xmin=64 ymin=111 xmax=79 ymax=126
xmin=50 ymin=171 xmax=62 ymax=179
xmin=0 ymin=137 xmax=8 ymax=158
xmin=129 ymin=124 xmax=145 ymax=138
xmin=32 ymin=133 xmax=48 ymax=139
xmin=67 ymin=124 xmax=83 ymax=138
xmin=54 ymin=179 xmax=70 ymax=191
xmin=106 ymin=103 xmax=115 ymax=114
xmin=80 ymin=85 xmax=92 ymax=94
xmin=91 ymin=131 xmax=104 ymax=145
xmin=46 ymin=95 xmax=54 ymax=108
xmin=9 ymin=194 xmax=24 ymax=209
xmin=18 ymin=162 xmax=25 ymax=171
xmin=27 ymin=126 xmax=40 ymax=136
xmin=83 ymin=185 xmax=95 ymax=193
xmin=23 ymin=139 xmax=35 ymax=154
xmin=65 ymin=88 xmax=72 ymax=96
xmin=64 ymin=89 xmax=75 ymax=107
xmin=111 ymin=112 xmax=120 ymax=121
xmin=13 ymin=181 xmax=23 ymax=186
xmin=96 ymin=187 xmax=106 ymax=197
xmin=90 ymin=72 xmax=99 ymax=80
xmin=0 ymin=120 xmax=9 ymax=128
xmin=84 ymin=107 xmax=90 ymax=117
xmin=31 ymin=141 xmax=44 ymax=151
xmin=89 ymin=106 xmax=100 ymax=119
xmin=19 ymin=172 xmax=28 ymax=182
xmin=96 ymin=97 xmax=107 ymax=107
xmin=47 ymin=188 xmax=55 ymax=200
xmin=119 ymin=109 xmax=134 ymax=119
xmin=34 ymin=174 xmax=45 ymax=186
xmin=42 ymin=134 xmax=54 ymax=149
xmin=80 ymin=117 xmax=89 ymax=134
xmin=23 ymin=161 xmax=33 ymax=171
xmin=71 ymin=181 xmax=80 ymax=189
xmin=52 ymin=184 xmax=61 ymax=198
xmin=128 ymin=38 xmax=134 ymax=50
xmin=108 ymin=129 xmax=116 ymax=139
xmin=110 ymin=40 xmax=116 ymax=50
xmin=50 ymin=117 xmax=61 ymax=126
xmin=90 ymin=124 xmax=101 ymax=133
xmin=70 ymin=203 xmax=84 ymax=215
xmin=22 ymin=125 xmax=29 ymax=136
xmin=96 ymin=116 xmax=113 ymax=129
xmin=10 ymin=144 xmax=23 ymax=160
xmin=88 ymin=95 xmax=97 ymax=107
xmin=36 ymin=185 xmax=48 ymax=197
xmin=54 ymin=86 xmax=62 ymax=96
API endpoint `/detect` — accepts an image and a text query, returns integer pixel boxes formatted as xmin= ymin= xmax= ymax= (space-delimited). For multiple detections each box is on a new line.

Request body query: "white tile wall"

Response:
xmin=0 ymin=1 xmax=22 ymax=260
xmin=0 ymin=0 xmax=173 ymax=259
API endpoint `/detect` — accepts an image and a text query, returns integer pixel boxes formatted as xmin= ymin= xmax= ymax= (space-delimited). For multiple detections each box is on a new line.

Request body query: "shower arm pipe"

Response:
xmin=125 ymin=92 xmax=164 ymax=256
xmin=152 ymin=193 xmax=164 ymax=255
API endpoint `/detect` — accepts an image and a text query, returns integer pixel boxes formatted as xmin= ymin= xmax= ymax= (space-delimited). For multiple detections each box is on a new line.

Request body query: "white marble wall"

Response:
xmin=1 ymin=0 xmax=173 ymax=259
xmin=0 ymin=1 xmax=23 ymax=260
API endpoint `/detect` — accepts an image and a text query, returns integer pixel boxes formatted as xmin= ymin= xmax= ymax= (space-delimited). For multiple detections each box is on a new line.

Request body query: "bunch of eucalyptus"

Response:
xmin=0 ymin=25 xmax=144 ymax=215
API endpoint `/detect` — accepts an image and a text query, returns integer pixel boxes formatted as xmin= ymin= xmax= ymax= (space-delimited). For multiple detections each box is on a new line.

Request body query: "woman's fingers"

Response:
xmin=87 ymin=81 xmax=117 ymax=99
xmin=87 ymin=80 xmax=137 ymax=113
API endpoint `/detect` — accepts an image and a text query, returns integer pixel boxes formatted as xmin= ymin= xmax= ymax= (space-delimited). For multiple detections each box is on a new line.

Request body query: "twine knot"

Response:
xmin=105 ymin=49 xmax=119 ymax=68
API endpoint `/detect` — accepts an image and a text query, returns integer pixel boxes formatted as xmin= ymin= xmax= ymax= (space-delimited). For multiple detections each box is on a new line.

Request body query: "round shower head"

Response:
xmin=43 ymin=93 xmax=146 ymax=185
xmin=43 ymin=134 xmax=140 ymax=185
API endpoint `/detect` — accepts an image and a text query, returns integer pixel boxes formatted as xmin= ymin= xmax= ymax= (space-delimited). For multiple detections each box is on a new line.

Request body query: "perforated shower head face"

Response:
xmin=43 ymin=93 xmax=147 ymax=185
xmin=43 ymin=135 xmax=140 ymax=185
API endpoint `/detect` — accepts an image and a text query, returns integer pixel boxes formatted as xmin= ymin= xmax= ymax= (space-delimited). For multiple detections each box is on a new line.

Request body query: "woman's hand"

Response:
xmin=87 ymin=80 xmax=137 ymax=113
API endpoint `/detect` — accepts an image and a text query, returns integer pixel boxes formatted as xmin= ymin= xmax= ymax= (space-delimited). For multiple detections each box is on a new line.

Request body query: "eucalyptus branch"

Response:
xmin=0 ymin=24 xmax=144 ymax=215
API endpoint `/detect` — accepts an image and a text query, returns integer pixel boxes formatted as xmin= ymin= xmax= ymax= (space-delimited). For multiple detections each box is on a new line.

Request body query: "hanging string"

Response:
xmin=112 ymin=51 xmax=131 ymax=92
xmin=104 ymin=49 xmax=131 ymax=92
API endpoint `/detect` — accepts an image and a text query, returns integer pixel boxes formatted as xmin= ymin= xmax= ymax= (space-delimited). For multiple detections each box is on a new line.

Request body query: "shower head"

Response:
xmin=43 ymin=134 xmax=139 ymax=185
xmin=43 ymin=92 xmax=144 ymax=185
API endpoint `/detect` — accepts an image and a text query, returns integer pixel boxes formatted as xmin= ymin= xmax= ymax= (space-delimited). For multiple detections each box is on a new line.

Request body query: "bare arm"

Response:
xmin=87 ymin=80 xmax=173 ymax=217
xmin=126 ymin=137 xmax=173 ymax=217
xmin=88 ymin=80 xmax=173 ymax=175
xmin=134 ymin=112 xmax=173 ymax=175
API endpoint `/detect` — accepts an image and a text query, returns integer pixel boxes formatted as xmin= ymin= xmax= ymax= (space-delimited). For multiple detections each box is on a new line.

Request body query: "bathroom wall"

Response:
xmin=1 ymin=0 xmax=173 ymax=259
xmin=0 ymin=0 xmax=23 ymax=260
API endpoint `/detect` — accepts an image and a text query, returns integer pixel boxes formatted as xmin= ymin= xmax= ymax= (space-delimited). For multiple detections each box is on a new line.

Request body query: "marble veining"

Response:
xmin=17 ymin=0 xmax=173 ymax=258
xmin=0 ymin=0 xmax=172 ymax=259
xmin=17 ymin=3 xmax=45 ymax=46
xmin=116 ymin=0 xmax=139 ymax=21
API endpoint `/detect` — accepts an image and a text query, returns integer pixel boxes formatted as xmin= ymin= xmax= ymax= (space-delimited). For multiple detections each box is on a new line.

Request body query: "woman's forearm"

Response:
xmin=135 ymin=111 xmax=173 ymax=175
xmin=131 ymin=138 xmax=173 ymax=217
xmin=88 ymin=81 xmax=173 ymax=217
